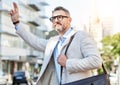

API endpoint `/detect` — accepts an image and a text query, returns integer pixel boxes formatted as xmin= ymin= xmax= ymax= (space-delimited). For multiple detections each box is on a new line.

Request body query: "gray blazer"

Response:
xmin=16 ymin=23 xmax=102 ymax=85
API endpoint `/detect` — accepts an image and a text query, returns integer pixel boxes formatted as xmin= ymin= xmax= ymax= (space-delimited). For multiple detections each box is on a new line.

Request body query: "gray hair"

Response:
xmin=52 ymin=6 xmax=70 ymax=16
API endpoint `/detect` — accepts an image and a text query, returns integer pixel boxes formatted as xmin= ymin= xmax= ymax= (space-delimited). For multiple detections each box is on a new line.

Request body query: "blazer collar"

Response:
xmin=62 ymin=29 xmax=77 ymax=47
xmin=59 ymin=29 xmax=77 ymax=54
xmin=38 ymin=36 xmax=59 ymax=78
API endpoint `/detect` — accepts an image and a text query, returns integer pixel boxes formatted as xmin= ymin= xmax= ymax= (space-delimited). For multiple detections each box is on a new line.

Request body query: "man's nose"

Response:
xmin=54 ymin=17 xmax=59 ymax=22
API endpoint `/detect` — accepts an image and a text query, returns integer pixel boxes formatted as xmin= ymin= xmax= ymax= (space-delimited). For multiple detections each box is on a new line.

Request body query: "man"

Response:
xmin=9 ymin=2 xmax=102 ymax=85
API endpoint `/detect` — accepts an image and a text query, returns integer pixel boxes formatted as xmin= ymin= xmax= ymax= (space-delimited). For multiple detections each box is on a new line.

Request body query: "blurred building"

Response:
xmin=0 ymin=0 xmax=49 ymax=79
xmin=89 ymin=16 xmax=114 ymax=49
xmin=88 ymin=0 xmax=114 ymax=49
xmin=89 ymin=16 xmax=103 ymax=48
xmin=101 ymin=17 xmax=113 ymax=36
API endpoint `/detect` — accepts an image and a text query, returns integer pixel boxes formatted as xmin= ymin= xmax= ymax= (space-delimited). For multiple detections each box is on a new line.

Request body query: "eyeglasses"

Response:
xmin=49 ymin=15 xmax=69 ymax=22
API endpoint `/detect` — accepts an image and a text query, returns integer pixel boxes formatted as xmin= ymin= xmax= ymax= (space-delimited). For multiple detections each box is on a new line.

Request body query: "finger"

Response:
xmin=9 ymin=10 xmax=14 ymax=16
xmin=13 ymin=2 xmax=19 ymax=13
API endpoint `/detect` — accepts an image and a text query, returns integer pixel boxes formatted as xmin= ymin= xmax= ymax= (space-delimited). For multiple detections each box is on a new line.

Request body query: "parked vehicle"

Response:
xmin=12 ymin=71 xmax=29 ymax=85
xmin=0 ymin=69 xmax=8 ymax=85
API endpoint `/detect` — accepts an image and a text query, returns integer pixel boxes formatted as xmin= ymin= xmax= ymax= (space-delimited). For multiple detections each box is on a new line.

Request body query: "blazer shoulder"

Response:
xmin=74 ymin=31 xmax=95 ymax=42
xmin=77 ymin=30 xmax=89 ymax=35
xmin=75 ymin=31 xmax=91 ymax=37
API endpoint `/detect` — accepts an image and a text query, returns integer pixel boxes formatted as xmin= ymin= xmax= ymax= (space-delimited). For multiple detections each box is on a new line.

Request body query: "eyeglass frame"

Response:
xmin=49 ymin=15 xmax=69 ymax=22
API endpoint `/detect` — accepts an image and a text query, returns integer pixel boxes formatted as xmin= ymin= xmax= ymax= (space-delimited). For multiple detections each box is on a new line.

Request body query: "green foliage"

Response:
xmin=101 ymin=33 xmax=120 ymax=58
xmin=100 ymin=33 xmax=120 ymax=72
xmin=101 ymin=35 xmax=112 ymax=46
xmin=100 ymin=35 xmax=113 ymax=62
xmin=111 ymin=33 xmax=120 ymax=56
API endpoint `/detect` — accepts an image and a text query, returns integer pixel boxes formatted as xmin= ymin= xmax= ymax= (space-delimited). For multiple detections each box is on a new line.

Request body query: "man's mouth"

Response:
xmin=55 ymin=22 xmax=62 ymax=25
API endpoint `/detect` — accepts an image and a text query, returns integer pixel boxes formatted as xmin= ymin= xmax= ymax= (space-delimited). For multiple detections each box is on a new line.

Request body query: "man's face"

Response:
xmin=50 ymin=10 xmax=71 ymax=33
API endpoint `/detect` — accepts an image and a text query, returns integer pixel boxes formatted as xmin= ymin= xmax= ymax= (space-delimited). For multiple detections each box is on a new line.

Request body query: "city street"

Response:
xmin=1 ymin=0 xmax=120 ymax=85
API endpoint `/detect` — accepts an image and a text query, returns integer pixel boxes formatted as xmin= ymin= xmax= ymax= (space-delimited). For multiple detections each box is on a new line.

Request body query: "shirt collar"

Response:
xmin=59 ymin=27 xmax=73 ymax=41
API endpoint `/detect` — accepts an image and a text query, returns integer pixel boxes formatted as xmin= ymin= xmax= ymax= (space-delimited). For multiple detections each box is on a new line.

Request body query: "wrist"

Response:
xmin=13 ymin=20 xmax=20 ymax=25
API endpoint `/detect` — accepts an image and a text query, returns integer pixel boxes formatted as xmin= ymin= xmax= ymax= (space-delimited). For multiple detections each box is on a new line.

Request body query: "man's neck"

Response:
xmin=59 ymin=27 xmax=72 ymax=38
xmin=59 ymin=27 xmax=70 ymax=37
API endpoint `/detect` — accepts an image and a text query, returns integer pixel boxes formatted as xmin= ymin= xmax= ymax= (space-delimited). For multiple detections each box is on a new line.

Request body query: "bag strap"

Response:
xmin=60 ymin=33 xmax=76 ymax=85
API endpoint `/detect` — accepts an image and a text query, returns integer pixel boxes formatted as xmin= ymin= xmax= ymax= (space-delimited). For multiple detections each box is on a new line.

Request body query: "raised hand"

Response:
xmin=9 ymin=2 xmax=19 ymax=25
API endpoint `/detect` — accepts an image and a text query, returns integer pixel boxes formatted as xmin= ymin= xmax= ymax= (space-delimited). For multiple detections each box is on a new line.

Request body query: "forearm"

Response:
xmin=66 ymin=55 xmax=102 ymax=73
xmin=16 ymin=23 xmax=47 ymax=52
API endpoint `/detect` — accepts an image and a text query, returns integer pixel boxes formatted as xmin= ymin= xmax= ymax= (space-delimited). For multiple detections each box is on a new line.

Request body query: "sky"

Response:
xmin=45 ymin=0 xmax=120 ymax=33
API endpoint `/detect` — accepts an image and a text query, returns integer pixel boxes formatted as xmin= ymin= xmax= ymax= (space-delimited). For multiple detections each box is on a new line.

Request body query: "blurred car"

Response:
xmin=12 ymin=71 xmax=29 ymax=85
xmin=0 ymin=69 xmax=8 ymax=85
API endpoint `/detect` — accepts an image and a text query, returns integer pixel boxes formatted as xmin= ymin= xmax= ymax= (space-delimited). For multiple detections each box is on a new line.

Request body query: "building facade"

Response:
xmin=0 ymin=0 xmax=49 ymax=82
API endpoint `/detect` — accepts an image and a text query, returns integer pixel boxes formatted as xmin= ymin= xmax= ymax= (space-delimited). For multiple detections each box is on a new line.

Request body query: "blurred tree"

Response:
xmin=46 ymin=30 xmax=58 ymax=39
xmin=111 ymin=33 xmax=120 ymax=57
xmin=100 ymin=33 xmax=120 ymax=72
xmin=101 ymin=35 xmax=114 ymax=61
xmin=100 ymin=35 xmax=113 ymax=72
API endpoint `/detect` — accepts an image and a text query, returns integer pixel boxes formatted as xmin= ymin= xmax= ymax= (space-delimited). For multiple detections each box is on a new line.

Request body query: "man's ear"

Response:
xmin=69 ymin=17 xmax=72 ymax=22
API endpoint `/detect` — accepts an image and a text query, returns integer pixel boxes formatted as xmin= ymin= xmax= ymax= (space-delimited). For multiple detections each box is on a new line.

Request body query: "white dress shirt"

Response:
xmin=53 ymin=28 xmax=73 ymax=83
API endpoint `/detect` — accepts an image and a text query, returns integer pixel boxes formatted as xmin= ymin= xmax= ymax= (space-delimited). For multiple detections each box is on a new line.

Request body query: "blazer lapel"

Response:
xmin=60 ymin=30 xmax=77 ymax=52
xmin=38 ymin=36 xmax=59 ymax=79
